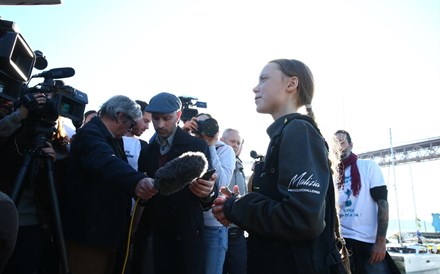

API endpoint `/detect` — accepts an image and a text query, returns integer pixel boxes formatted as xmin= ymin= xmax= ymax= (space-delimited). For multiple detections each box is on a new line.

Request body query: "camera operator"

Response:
xmin=183 ymin=113 xmax=236 ymax=274
xmin=0 ymin=92 xmax=69 ymax=274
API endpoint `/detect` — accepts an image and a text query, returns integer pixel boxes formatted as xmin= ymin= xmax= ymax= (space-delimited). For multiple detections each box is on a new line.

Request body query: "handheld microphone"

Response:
xmin=250 ymin=150 xmax=263 ymax=159
xmin=154 ymin=151 xmax=208 ymax=195
xmin=33 ymin=67 xmax=75 ymax=79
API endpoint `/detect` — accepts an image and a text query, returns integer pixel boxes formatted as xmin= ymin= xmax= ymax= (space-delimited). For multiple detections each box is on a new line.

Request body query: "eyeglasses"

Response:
xmin=127 ymin=116 xmax=136 ymax=129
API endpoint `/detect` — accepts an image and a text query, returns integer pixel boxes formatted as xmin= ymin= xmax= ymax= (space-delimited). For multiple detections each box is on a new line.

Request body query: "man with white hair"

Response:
xmin=62 ymin=95 xmax=157 ymax=274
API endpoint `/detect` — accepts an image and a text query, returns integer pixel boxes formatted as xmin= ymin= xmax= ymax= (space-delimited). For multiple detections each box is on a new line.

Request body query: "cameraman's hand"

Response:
xmin=189 ymin=173 xmax=216 ymax=198
xmin=135 ymin=177 xmax=158 ymax=200
xmin=182 ymin=117 xmax=198 ymax=133
xmin=41 ymin=142 xmax=56 ymax=162
xmin=20 ymin=93 xmax=47 ymax=112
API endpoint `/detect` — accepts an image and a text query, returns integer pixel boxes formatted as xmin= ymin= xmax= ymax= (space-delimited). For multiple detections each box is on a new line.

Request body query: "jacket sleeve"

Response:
xmin=223 ymin=120 xmax=330 ymax=241
xmin=75 ymin=126 xmax=146 ymax=195
xmin=209 ymin=144 xmax=236 ymax=189
xmin=0 ymin=110 xmax=23 ymax=138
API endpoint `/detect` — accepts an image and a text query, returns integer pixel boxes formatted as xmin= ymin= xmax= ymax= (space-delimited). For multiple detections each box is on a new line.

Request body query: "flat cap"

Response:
xmin=145 ymin=92 xmax=182 ymax=113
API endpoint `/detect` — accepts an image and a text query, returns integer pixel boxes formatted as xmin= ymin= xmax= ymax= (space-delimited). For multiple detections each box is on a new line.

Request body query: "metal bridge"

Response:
xmin=358 ymin=137 xmax=440 ymax=167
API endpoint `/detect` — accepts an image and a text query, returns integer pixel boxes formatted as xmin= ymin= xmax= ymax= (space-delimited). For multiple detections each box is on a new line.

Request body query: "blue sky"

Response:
xmin=2 ymin=0 xmax=440 ymax=233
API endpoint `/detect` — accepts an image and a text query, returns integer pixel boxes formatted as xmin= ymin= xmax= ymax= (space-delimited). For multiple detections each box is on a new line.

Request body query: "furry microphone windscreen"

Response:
xmin=154 ymin=151 xmax=208 ymax=195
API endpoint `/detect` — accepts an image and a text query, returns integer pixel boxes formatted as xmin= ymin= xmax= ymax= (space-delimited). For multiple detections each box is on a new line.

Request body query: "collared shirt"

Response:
xmin=155 ymin=132 xmax=176 ymax=155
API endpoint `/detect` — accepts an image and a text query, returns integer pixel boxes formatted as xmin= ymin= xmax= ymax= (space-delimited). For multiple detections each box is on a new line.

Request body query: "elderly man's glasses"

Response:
xmin=127 ymin=116 xmax=136 ymax=129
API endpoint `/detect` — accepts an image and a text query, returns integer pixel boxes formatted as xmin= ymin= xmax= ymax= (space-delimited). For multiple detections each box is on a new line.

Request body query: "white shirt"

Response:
xmin=338 ymin=158 xmax=386 ymax=243
xmin=122 ymin=136 xmax=142 ymax=171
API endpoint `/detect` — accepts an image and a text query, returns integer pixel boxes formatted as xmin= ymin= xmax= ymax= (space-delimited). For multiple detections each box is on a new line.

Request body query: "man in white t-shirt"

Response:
xmin=335 ymin=130 xmax=396 ymax=274
xmin=123 ymin=100 xmax=152 ymax=170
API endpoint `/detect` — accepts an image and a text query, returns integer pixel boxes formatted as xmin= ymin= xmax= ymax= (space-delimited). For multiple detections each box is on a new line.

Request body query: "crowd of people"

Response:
xmin=0 ymin=59 xmax=399 ymax=274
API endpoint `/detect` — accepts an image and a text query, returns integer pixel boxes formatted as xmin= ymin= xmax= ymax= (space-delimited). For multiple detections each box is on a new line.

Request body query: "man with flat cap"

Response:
xmin=132 ymin=92 xmax=216 ymax=274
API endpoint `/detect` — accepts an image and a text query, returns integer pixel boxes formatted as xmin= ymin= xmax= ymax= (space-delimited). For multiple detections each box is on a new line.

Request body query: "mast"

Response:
xmin=390 ymin=128 xmax=403 ymax=244
xmin=409 ymin=164 xmax=420 ymax=231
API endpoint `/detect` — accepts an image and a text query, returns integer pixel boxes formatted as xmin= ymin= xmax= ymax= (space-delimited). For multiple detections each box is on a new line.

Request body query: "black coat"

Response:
xmin=61 ymin=117 xmax=146 ymax=248
xmin=224 ymin=113 xmax=337 ymax=274
xmin=133 ymin=127 xmax=211 ymax=274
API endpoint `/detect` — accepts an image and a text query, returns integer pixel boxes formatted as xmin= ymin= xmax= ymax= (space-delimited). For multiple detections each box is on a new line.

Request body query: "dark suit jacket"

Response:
xmin=134 ymin=127 xmax=211 ymax=274
xmin=61 ymin=117 xmax=146 ymax=248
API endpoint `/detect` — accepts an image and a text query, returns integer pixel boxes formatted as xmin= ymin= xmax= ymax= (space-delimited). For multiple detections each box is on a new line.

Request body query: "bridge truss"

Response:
xmin=358 ymin=137 xmax=440 ymax=167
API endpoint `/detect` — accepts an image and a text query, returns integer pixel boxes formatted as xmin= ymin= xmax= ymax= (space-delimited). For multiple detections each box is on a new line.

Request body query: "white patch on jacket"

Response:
xmin=288 ymin=172 xmax=321 ymax=194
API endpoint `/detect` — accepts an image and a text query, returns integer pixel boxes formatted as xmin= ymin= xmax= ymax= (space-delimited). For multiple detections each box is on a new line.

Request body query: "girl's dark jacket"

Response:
xmin=223 ymin=113 xmax=340 ymax=274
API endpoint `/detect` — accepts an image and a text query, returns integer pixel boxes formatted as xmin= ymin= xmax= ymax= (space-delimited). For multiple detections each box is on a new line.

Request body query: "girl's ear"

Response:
xmin=287 ymin=76 xmax=299 ymax=92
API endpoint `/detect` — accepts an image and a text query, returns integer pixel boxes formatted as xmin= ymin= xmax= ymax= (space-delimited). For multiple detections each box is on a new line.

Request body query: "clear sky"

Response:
xmin=2 ymin=0 xmax=440 ymax=234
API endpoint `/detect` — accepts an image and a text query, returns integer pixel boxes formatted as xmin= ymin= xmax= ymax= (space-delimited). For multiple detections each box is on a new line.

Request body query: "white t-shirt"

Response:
xmin=338 ymin=158 xmax=386 ymax=243
xmin=122 ymin=136 xmax=142 ymax=171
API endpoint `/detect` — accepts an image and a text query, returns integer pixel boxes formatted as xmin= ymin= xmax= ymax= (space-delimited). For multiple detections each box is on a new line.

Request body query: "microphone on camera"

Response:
xmin=250 ymin=150 xmax=264 ymax=159
xmin=33 ymin=67 xmax=75 ymax=79
xmin=154 ymin=151 xmax=208 ymax=196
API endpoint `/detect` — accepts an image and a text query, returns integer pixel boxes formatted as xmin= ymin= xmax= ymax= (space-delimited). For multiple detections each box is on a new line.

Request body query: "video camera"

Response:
xmin=193 ymin=118 xmax=219 ymax=137
xmin=23 ymin=75 xmax=88 ymax=123
xmin=179 ymin=96 xmax=207 ymax=122
xmin=0 ymin=18 xmax=88 ymax=123
xmin=0 ymin=18 xmax=35 ymax=101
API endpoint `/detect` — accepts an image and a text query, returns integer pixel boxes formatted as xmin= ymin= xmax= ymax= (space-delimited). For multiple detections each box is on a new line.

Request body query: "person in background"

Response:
xmin=121 ymin=99 xmax=152 ymax=273
xmin=334 ymin=129 xmax=397 ymax=274
xmin=184 ymin=114 xmax=235 ymax=274
xmin=0 ymin=92 xmax=69 ymax=274
xmin=212 ymin=59 xmax=343 ymax=274
xmin=221 ymin=129 xmax=246 ymax=195
xmin=83 ymin=110 xmax=97 ymax=125
xmin=61 ymin=95 xmax=157 ymax=274
xmin=220 ymin=128 xmax=247 ymax=274
xmin=123 ymin=100 xmax=151 ymax=170
xmin=132 ymin=92 xmax=216 ymax=274
xmin=67 ymin=110 xmax=97 ymax=141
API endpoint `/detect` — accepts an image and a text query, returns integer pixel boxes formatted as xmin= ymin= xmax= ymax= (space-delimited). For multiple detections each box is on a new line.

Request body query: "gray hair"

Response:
xmin=222 ymin=128 xmax=240 ymax=139
xmin=98 ymin=95 xmax=142 ymax=121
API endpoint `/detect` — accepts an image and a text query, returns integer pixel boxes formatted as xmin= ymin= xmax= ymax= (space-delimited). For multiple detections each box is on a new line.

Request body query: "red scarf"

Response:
xmin=337 ymin=153 xmax=361 ymax=197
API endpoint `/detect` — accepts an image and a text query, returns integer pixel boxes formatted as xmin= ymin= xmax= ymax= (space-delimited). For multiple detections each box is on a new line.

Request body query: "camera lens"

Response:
xmin=199 ymin=118 xmax=219 ymax=137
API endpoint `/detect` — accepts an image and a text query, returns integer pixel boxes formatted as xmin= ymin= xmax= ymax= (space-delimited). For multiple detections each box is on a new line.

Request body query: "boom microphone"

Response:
xmin=33 ymin=67 xmax=75 ymax=79
xmin=154 ymin=151 xmax=208 ymax=195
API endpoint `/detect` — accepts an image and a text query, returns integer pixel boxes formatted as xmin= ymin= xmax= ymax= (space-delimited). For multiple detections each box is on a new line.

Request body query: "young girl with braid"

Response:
xmin=212 ymin=59 xmax=347 ymax=274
